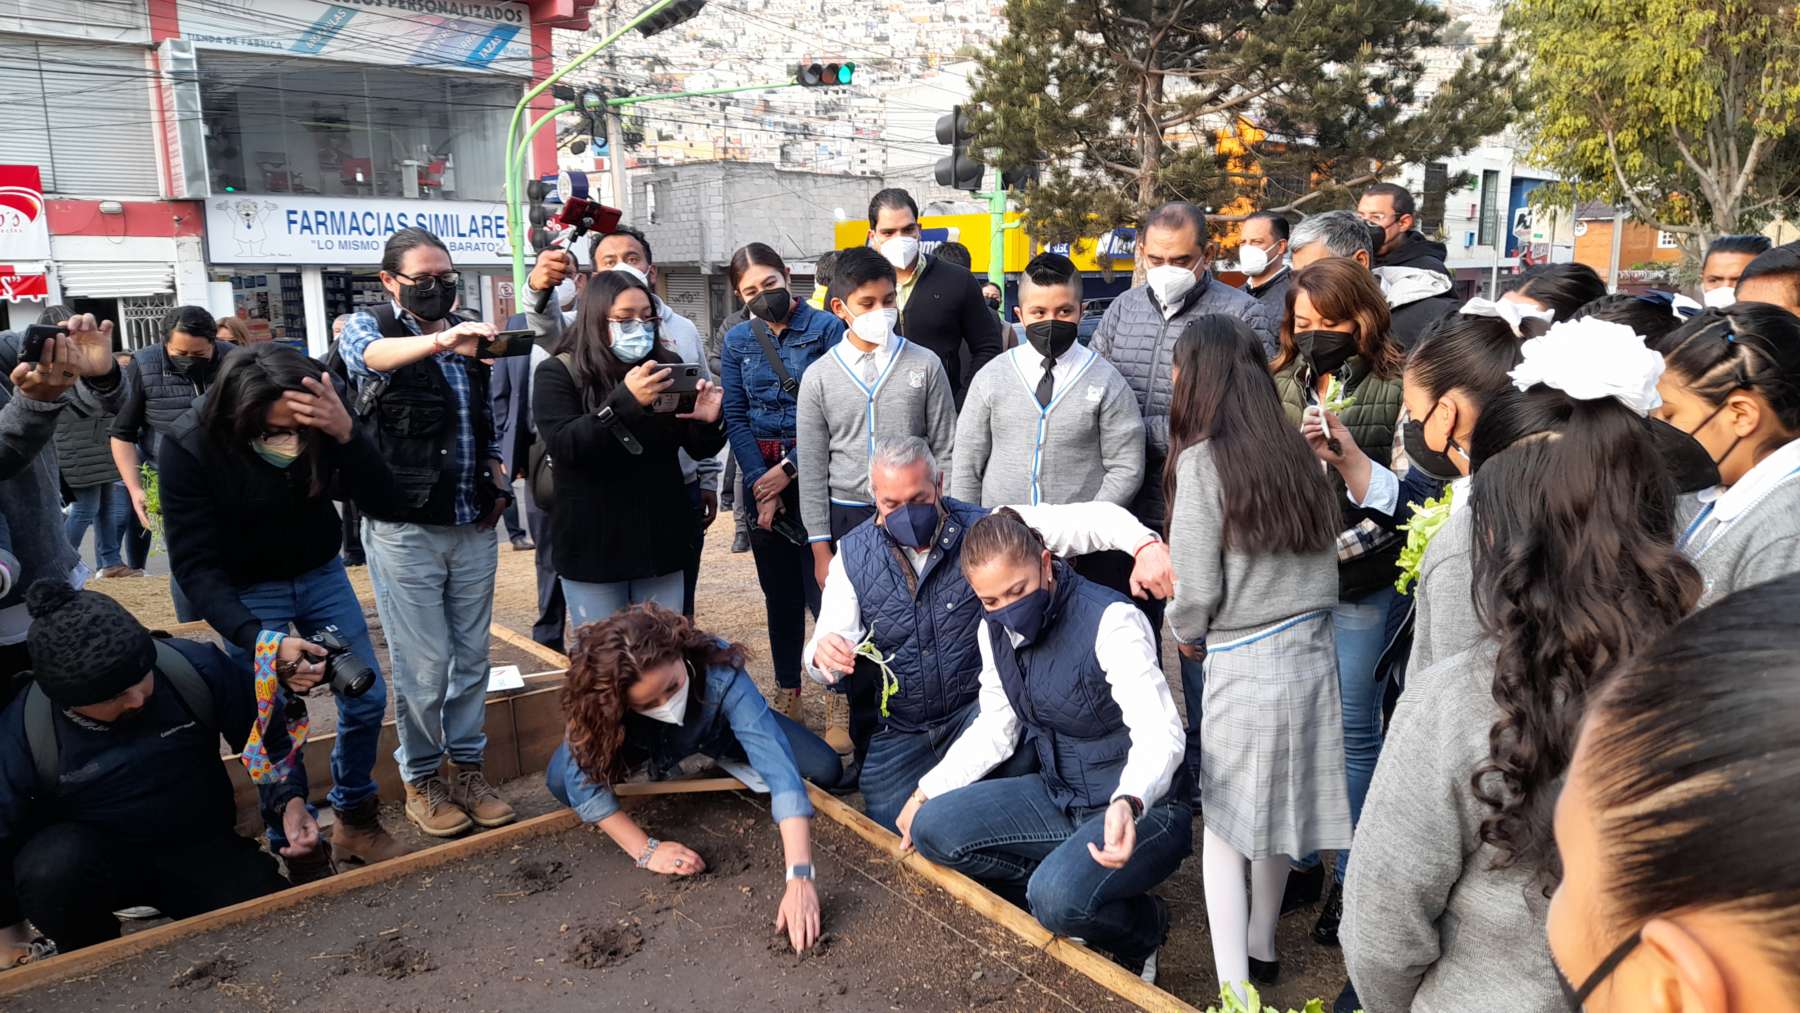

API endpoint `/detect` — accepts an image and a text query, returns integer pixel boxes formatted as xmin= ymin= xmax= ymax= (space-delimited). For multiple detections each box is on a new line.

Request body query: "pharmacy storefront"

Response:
xmin=204 ymin=194 xmax=515 ymax=355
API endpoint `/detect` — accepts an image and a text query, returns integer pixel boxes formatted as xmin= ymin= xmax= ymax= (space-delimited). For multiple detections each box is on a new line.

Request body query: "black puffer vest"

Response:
xmin=352 ymin=305 xmax=494 ymax=526
xmin=132 ymin=341 xmax=230 ymax=462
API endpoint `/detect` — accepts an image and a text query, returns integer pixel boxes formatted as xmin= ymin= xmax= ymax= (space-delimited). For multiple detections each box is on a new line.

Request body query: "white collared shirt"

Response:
xmin=1010 ymin=339 xmax=1089 ymax=398
xmin=836 ymin=336 xmax=898 ymax=385
xmin=1685 ymin=437 xmax=1800 ymax=553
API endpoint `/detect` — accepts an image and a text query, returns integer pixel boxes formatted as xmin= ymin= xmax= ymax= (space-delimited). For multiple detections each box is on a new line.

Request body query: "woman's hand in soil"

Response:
xmin=646 ymin=841 xmax=705 ymax=876
xmin=279 ymin=797 xmax=323 ymax=859
xmin=776 ymin=877 xmax=821 ymax=952
xmin=1086 ymin=799 xmax=1138 ymax=869
xmin=895 ymin=792 xmax=925 ymax=852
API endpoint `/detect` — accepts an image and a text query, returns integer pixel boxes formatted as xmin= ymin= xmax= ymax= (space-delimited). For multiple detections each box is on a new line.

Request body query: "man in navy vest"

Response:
xmin=805 ymin=435 xmax=1173 ymax=831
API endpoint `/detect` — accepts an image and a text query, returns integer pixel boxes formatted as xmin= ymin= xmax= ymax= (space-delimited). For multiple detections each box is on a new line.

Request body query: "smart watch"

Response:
xmin=785 ymin=863 xmax=814 ymax=882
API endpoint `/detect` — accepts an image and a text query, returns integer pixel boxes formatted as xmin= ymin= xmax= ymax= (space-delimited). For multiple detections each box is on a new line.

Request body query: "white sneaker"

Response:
xmin=114 ymin=906 xmax=162 ymax=920
xmin=1139 ymin=950 xmax=1158 ymax=985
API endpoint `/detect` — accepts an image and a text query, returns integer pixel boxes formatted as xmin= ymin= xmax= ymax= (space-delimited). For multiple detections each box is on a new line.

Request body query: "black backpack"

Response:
xmin=526 ymin=352 xmax=575 ymax=511
xmin=22 ymin=639 xmax=217 ymax=797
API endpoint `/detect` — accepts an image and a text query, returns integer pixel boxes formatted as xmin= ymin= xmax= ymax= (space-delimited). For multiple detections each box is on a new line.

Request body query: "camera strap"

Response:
xmin=241 ymin=630 xmax=309 ymax=785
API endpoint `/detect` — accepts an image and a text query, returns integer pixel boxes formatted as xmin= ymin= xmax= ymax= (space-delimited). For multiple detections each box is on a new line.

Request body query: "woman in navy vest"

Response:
xmin=546 ymin=604 xmax=843 ymax=952
xmin=898 ymin=509 xmax=1190 ymax=980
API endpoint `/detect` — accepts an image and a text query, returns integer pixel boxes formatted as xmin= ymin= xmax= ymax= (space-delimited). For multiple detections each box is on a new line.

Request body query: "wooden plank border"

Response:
xmin=0 ymin=776 xmax=749 ymax=997
xmin=804 ymin=784 xmax=1203 ymax=1013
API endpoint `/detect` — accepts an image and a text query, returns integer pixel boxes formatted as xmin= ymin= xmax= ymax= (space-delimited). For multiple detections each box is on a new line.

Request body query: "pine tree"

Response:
xmin=969 ymin=0 xmax=1520 ymax=246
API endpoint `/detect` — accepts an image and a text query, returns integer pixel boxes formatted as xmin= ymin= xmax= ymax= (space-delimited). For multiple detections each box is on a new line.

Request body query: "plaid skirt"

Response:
xmin=1200 ymin=610 xmax=1353 ymax=860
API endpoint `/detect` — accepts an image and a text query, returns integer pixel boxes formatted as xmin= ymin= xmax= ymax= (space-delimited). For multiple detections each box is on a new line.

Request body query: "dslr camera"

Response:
xmin=305 ymin=626 xmax=377 ymax=698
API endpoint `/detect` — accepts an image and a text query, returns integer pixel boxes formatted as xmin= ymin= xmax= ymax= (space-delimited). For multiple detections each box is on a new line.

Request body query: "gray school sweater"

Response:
xmin=1407 ymin=499 xmax=1477 ymax=678
xmin=796 ymin=338 xmax=956 ymax=541
xmin=1683 ymin=476 xmax=1800 ymax=607
xmin=1166 ymin=441 xmax=1339 ymax=643
xmin=950 ymin=345 xmax=1145 ymax=508
xmin=1344 ymin=643 xmax=1561 ymax=1013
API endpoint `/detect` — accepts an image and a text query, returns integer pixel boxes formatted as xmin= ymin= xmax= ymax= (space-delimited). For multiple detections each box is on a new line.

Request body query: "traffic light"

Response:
xmin=796 ymin=61 xmax=855 ymax=87
xmin=636 ymin=0 xmax=707 ymax=37
xmin=935 ymin=105 xmax=984 ymax=193
xmin=526 ymin=178 xmax=556 ymax=252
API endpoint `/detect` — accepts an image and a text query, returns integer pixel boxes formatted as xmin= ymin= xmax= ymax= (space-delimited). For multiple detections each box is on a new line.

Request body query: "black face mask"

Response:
xmin=748 ymin=288 xmax=793 ymax=324
xmin=166 ymin=353 xmax=213 ymax=381
xmin=985 ymin=297 xmax=1001 ymax=310
xmin=1295 ymin=329 xmax=1358 ymax=377
xmin=1556 ymin=931 xmax=1640 ymax=1009
xmin=1024 ymin=319 xmax=1079 ymax=361
xmin=1646 ymin=416 xmax=1723 ymax=493
xmin=1403 ymin=408 xmax=1464 ymax=482
xmin=397 ymin=280 xmax=457 ymax=322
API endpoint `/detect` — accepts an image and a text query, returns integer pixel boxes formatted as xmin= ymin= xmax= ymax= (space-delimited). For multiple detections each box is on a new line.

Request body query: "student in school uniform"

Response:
xmin=1652 ymin=305 xmax=1800 ymax=604
xmin=899 ymin=508 xmax=1190 ymax=983
xmin=796 ymin=247 xmax=956 ymax=758
xmin=951 ymin=252 xmax=1144 ymax=511
xmin=1343 ymin=318 xmax=1702 ymax=1013
xmin=1162 ymin=314 xmax=1352 ymax=1001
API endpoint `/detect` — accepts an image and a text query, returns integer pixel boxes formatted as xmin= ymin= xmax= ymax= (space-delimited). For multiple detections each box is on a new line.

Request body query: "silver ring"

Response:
xmin=674 ymin=858 xmax=685 ymax=867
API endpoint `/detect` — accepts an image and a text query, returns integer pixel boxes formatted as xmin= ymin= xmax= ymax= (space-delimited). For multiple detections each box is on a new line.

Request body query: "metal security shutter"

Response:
xmin=662 ymin=271 xmax=710 ymax=340
xmin=56 ymin=261 xmax=173 ymax=298
xmin=41 ymin=42 xmax=161 ymax=196
xmin=0 ymin=39 xmax=54 ymax=181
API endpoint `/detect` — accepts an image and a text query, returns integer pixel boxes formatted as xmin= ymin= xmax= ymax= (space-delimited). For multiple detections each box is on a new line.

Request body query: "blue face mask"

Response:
xmin=882 ymin=500 xmax=941 ymax=550
xmin=610 ymin=319 xmax=655 ymax=363
xmin=987 ymin=581 xmax=1053 ymax=645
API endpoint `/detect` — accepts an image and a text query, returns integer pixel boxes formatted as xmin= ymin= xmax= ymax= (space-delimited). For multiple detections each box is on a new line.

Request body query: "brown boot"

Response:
xmin=404 ymin=774 xmax=473 ymax=838
xmin=448 ymin=762 xmax=516 ymax=828
xmin=823 ymin=692 xmax=853 ymax=756
xmin=332 ymin=796 xmax=412 ymax=866
xmin=774 ymin=686 xmax=804 ymax=724
xmin=283 ymin=839 xmax=336 ymax=885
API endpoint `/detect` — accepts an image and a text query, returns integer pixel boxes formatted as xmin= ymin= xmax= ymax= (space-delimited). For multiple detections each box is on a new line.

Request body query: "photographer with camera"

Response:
xmin=158 ymin=343 xmax=410 ymax=868
xmin=0 ymin=582 xmax=321 ymax=964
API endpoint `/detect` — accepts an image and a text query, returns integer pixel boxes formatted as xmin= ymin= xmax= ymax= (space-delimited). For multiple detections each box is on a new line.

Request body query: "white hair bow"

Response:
xmin=1459 ymin=297 xmax=1556 ymax=337
xmin=1509 ymin=317 xmax=1666 ymax=416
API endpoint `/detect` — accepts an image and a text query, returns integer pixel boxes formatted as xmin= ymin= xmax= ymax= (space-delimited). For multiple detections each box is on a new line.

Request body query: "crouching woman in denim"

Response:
xmin=896 ymin=509 xmax=1192 ymax=979
xmin=546 ymin=603 xmax=844 ymax=951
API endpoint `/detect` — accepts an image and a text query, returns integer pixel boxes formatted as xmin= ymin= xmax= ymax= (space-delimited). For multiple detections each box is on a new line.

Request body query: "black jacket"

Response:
xmin=1390 ymin=292 xmax=1460 ymax=349
xmin=53 ymin=385 xmax=118 ymax=490
xmin=532 ymin=354 xmax=725 ymax=584
xmin=895 ymin=254 xmax=1003 ymax=401
xmin=159 ymin=401 xmax=405 ymax=652
xmin=110 ymin=341 xmax=233 ymax=463
xmin=1377 ymin=231 xmax=1453 ymax=282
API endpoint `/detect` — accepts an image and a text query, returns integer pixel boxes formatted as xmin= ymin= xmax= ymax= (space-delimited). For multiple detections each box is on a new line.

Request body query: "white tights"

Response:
xmin=1201 ymin=826 xmax=1290 ymax=1001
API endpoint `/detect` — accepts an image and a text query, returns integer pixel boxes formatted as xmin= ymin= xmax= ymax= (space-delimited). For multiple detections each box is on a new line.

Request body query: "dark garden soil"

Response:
xmin=14 ymin=793 xmax=1138 ymax=1013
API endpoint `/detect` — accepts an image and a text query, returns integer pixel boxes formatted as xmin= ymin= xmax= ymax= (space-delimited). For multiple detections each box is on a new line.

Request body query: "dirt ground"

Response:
xmin=19 ymin=794 xmax=1133 ymax=1013
xmin=87 ymin=517 xmax=1352 ymax=1009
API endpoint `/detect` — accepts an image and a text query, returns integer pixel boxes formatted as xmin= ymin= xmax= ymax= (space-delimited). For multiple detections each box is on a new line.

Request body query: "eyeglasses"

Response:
xmin=1360 ymin=211 xmax=1397 ymax=225
xmin=395 ymin=271 xmax=461 ymax=293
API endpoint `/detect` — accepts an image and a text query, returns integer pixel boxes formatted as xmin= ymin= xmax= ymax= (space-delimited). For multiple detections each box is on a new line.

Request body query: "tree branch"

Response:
xmin=1603 ymin=130 xmax=1703 ymax=236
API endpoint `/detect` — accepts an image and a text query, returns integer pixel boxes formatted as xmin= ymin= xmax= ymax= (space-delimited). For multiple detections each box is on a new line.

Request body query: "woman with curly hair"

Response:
xmin=544 ymin=604 xmax=844 ymax=951
xmin=1342 ymin=318 xmax=1703 ymax=1012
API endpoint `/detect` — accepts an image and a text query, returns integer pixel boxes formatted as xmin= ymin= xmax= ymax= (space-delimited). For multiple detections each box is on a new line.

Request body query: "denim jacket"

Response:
xmin=546 ymin=658 xmax=814 ymax=826
xmin=720 ymin=301 xmax=844 ymax=489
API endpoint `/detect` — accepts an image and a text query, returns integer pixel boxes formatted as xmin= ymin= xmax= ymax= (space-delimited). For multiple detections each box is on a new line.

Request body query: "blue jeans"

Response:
xmin=562 ymin=571 xmax=685 ymax=629
xmin=223 ymin=558 xmax=387 ymax=846
xmin=64 ymin=483 xmax=129 ymax=569
xmin=911 ymin=774 xmax=1193 ymax=964
xmin=362 ymin=519 xmax=499 ymax=785
xmin=861 ymin=699 xmax=1038 ymax=832
xmin=1298 ymin=584 xmax=1397 ymax=882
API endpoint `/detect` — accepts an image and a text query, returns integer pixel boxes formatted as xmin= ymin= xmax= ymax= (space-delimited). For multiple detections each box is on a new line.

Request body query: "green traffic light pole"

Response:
xmin=503 ymin=0 xmax=683 ymax=293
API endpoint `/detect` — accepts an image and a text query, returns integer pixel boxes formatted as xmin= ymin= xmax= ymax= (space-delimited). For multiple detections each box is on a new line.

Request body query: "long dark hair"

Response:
xmin=1165 ymin=315 xmax=1338 ymax=553
xmin=1578 ymin=573 xmax=1800 ymax=987
xmin=1466 ymin=386 xmax=1702 ymax=883
xmin=1658 ymin=305 xmax=1800 ymax=456
xmin=1272 ymin=257 xmax=1401 ymax=379
xmin=201 ymin=343 xmax=331 ymax=497
xmin=1572 ymin=293 xmax=1684 ymax=349
xmin=553 ymin=270 xmax=674 ymax=399
xmin=561 ymin=604 xmax=745 ymax=786
xmin=726 ymin=242 xmax=788 ymax=297
xmin=1405 ymin=313 xmax=1524 ymax=408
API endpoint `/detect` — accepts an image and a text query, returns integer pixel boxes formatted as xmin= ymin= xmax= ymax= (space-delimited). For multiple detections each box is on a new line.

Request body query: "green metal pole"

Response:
xmin=514 ymin=102 xmax=577 ymax=189
xmin=607 ymin=81 xmax=799 ymax=107
xmin=505 ymin=0 xmax=682 ymax=291
xmin=984 ymin=169 xmax=1010 ymax=316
